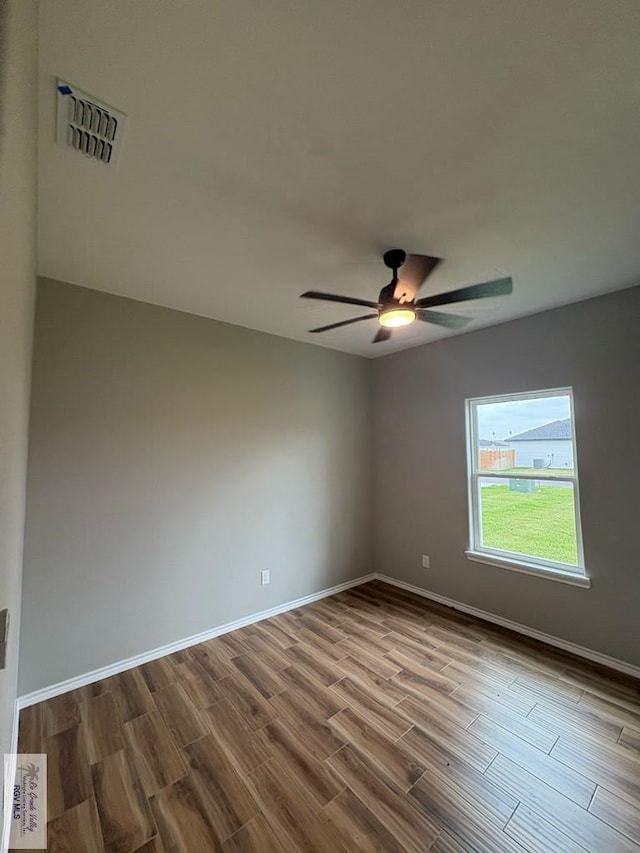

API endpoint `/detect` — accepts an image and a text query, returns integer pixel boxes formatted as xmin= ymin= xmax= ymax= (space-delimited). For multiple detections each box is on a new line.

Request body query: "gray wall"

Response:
xmin=18 ymin=277 xmax=640 ymax=696
xmin=20 ymin=280 xmax=373 ymax=694
xmin=0 ymin=0 xmax=37 ymax=810
xmin=373 ymin=286 xmax=640 ymax=667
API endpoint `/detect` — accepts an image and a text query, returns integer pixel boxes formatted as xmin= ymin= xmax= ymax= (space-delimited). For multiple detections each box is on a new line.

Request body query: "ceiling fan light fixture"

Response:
xmin=300 ymin=251 xmax=513 ymax=342
xmin=379 ymin=307 xmax=416 ymax=328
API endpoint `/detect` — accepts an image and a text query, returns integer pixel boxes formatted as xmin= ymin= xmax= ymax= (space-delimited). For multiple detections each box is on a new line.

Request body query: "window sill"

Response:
xmin=465 ymin=550 xmax=591 ymax=588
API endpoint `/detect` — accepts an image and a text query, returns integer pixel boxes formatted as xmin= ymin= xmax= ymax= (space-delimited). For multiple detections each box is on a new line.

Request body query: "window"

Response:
xmin=465 ymin=388 xmax=588 ymax=585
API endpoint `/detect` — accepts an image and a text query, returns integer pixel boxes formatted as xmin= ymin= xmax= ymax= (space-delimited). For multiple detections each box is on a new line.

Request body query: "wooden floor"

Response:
xmin=17 ymin=580 xmax=640 ymax=852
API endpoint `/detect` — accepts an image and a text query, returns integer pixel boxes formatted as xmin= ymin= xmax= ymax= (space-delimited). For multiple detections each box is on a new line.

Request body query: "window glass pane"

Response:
xmin=478 ymin=477 xmax=578 ymax=566
xmin=476 ymin=393 xmax=574 ymax=476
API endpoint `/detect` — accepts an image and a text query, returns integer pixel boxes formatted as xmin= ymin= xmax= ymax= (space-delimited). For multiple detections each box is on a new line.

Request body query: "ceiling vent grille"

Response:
xmin=56 ymin=80 xmax=127 ymax=166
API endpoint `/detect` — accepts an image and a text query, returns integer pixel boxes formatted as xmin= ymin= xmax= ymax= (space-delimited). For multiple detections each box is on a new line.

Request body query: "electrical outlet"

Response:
xmin=422 ymin=555 xmax=430 ymax=569
xmin=261 ymin=569 xmax=271 ymax=586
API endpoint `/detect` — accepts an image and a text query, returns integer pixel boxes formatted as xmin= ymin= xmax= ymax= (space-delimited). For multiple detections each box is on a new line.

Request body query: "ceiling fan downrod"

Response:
xmin=382 ymin=248 xmax=408 ymax=304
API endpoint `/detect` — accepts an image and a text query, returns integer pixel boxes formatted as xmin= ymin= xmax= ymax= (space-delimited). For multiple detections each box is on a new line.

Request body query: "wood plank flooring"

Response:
xmin=16 ymin=580 xmax=640 ymax=852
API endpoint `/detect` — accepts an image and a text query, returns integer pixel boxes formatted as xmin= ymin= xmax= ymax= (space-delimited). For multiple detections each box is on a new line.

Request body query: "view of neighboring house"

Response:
xmin=506 ymin=418 xmax=574 ymax=469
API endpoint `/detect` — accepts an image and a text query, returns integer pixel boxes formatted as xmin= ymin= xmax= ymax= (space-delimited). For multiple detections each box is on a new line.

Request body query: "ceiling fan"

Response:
xmin=300 ymin=249 xmax=513 ymax=343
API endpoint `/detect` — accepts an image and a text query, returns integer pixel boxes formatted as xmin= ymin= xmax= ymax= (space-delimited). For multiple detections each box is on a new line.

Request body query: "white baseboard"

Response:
xmin=18 ymin=573 xmax=375 ymax=709
xmin=375 ymin=573 xmax=640 ymax=680
xmin=1 ymin=700 xmax=20 ymax=853
xmin=16 ymin=568 xmax=638 ymax=713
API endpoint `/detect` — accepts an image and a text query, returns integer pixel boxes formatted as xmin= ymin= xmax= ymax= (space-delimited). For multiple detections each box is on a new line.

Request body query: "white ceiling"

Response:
xmin=38 ymin=1 xmax=640 ymax=358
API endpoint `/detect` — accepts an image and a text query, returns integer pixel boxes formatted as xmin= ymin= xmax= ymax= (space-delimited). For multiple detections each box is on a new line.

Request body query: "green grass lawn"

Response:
xmin=480 ymin=484 xmax=578 ymax=565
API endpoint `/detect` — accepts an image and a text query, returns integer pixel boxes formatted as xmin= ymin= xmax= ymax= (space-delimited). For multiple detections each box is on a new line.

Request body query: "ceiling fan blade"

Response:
xmin=416 ymin=310 xmax=472 ymax=330
xmin=415 ymin=277 xmax=513 ymax=309
xmin=395 ymin=254 xmax=441 ymax=302
xmin=372 ymin=327 xmax=392 ymax=344
xmin=300 ymin=290 xmax=379 ymax=310
xmin=309 ymin=313 xmax=378 ymax=333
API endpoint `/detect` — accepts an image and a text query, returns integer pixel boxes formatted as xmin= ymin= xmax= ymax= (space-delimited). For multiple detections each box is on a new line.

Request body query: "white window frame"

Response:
xmin=465 ymin=387 xmax=589 ymax=588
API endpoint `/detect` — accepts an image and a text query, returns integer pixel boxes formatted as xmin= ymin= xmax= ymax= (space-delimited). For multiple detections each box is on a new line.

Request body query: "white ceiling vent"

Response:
xmin=56 ymin=80 xmax=127 ymax=166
